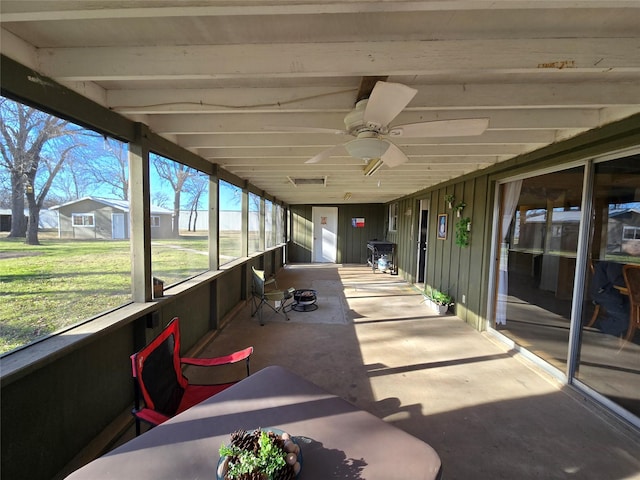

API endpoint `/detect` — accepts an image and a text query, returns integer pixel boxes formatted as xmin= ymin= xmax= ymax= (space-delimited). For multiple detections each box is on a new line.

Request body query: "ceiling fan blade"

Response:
xmin=305 ymin=144 xmax=346 ymax=164
xmin=389 ymin=118 xmax=489 ymax=137
xmin=356 ymin=75 xmax=389 ymax=103
xmin=264 ymin=125 xmax=350 ymax=135
xmin=364 ymin=82 xmax=417 ymax=129
xmin=380 ymin=141 xmax=409 ymax=168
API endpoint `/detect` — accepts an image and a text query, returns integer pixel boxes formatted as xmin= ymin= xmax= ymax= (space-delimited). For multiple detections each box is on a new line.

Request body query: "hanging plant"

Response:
xmin=455 ymin=217 xmax=471 ymax=247
xmin=454 ymin=202 xmax=466 ymax=218
xmin=444 ymin=194 xmax=455 ymax=209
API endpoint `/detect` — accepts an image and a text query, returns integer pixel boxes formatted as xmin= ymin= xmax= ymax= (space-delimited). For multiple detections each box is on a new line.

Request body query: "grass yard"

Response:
xmin=0 ymin=233 xmax=225 ymax=355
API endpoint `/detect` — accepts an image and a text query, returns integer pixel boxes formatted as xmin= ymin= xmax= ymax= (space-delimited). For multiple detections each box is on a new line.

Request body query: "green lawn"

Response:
xmin=0 ymin=233 xmax=229 ymax=354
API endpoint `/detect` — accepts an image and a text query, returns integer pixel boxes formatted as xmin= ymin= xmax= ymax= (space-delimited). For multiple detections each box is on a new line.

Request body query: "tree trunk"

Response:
xmin=172 ymin=190 xmax=181 ymax=238
xmin=8 ymin=172 xmax=26 ymax=237
xmin=188 ymin=209 xmax=194 ymax=231
xmin=25 ymin=192 xmax=40 ymax=245
xmin=26 ymin=209 xmax=40 ymax=245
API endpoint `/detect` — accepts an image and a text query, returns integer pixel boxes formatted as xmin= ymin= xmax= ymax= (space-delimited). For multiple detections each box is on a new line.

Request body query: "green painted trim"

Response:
xmin=0 ymin=55 xmax=289 ymax=207
xmin=1 ymin=54 xmax=134 ymax=141
xmin=394 ymin=113 xmax=640 ymax=201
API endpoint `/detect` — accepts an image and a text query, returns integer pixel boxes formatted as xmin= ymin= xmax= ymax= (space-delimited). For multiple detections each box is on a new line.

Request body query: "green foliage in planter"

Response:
xmin=444 ymin=194 xmax=455 ymax=208
xmin=454 ymin=202 xmax=466 ymax=214
xmin=428 ymin=289 xmax=453 ymax=306
xmin=455 ymin=217 xmax=471 ymax=247
xmin=219 ymin=430 xmax=286 ymax=479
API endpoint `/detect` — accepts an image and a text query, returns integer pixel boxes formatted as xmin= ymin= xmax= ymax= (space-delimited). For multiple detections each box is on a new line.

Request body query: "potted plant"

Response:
xmin=454 ymin=202 xmax=466 ymax=218
xmin=455 ymin=217 xmax=471 ymax=247
xmin=444 ymin=194 xmax=455 ymax=209
xmin=425 ymin=288 xmax=453 ymax=315
xmin=218 ymin=428 xmax=301 ymax=480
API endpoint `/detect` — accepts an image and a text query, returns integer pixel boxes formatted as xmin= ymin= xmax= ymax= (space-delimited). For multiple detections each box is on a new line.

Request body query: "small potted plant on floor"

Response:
xmin=425 ymin=289 xmax=453 ymax=315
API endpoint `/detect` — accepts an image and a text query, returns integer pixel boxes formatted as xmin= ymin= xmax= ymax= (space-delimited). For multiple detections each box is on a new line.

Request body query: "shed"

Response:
xmin=0 ymin=208 xmax=58 ymax=233
xmin=50 ymin=197 xmax=173 ymax=239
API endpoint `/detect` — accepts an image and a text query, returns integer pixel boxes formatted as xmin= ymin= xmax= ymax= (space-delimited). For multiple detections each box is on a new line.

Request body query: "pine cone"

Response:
xmin=237 ymin=472 xmax=265 ymax=480
xmin=272 ymin=465 xmax=296 ymax=480
xmin=230 ymin=429 xmax=260 ymax=454
xmin=265 ymin=430 xmax=286 ymax=451
xmin=224 ymin=469 xmax=262 ymax=480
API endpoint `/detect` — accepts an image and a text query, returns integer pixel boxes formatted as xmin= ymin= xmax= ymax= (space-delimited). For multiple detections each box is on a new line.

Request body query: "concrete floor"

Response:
xmin=192 ymin=264 xmax=640 ymax=480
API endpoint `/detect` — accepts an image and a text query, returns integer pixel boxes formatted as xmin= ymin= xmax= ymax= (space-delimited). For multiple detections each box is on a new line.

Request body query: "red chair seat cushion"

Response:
xmin=176 ymin=382 xmax=236 ymax=415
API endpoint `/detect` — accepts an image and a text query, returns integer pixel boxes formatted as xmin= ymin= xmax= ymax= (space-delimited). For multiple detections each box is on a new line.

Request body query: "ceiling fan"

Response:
xmin=298 ymin=80 xmax=489 ymax=172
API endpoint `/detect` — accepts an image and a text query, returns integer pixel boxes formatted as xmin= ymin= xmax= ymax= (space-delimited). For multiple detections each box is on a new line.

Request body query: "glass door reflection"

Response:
xmin=577 ymin=156 xmax=640 ymax=417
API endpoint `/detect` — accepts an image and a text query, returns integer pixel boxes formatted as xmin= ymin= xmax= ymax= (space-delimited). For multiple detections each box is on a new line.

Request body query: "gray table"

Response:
xmin=66 ymin=365 xmax=442 ymax=479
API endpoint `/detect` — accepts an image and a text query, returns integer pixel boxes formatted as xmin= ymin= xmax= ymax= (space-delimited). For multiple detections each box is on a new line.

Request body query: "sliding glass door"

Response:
xmin=494 ymin=166 xmax=584 ymax=371
xmin=492 ymin=153 xmax=640 ymax=420
xmin=576 ymin=156 xmax=640 ymax=417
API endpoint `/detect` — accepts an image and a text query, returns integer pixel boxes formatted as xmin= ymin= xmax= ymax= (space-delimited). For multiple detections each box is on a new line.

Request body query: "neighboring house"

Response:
xmin=517 ymin=208 xmax=640 ymax=255
xmin=611 ymin=208 xmax=640 ymax=255
xmin=0 ymin=208 xmax=58 ymax=232
xmin=50 ymin=197 xmax=173 ymax=239
xmin=0 ymin=209 xmax=13 ymax=232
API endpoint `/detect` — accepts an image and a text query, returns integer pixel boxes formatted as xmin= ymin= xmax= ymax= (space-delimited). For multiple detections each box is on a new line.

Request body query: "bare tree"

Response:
xmin=184 ymin=173 xmax=207 ymax=231
xmin=152 ymin=155 xmax=195 ymax=237
xmin=25 ymin=144 xmax=77 ymax=244
xmin=152 ymin=191 xmax=170 ymax=209
xmin=0 ymin=98 xmax=80 ymax=244
xmin=53 ymin=154 xmax=93 ymax=202
xmin=0 ymin=167 xmax=11 ymax=208
xmin=89 ymin=138 xmax=129 ymax=200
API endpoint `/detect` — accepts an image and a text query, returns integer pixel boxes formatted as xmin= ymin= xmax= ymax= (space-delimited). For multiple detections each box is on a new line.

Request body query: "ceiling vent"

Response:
xmin=287 ymin=176 xmax=327 ymax=187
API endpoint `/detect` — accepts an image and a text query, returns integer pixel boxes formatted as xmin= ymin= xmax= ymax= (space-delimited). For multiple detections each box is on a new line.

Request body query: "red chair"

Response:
xmin=130 ymin=317 xmax=253 ymax=435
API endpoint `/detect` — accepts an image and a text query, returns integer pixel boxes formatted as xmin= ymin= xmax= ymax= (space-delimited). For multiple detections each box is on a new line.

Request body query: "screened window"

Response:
xmin=149 ymin=152 xmax=209 ymax=285
xmin=0 ymin=96 xmax=132 ymax=354
xmin=265 ymin=199 xmax=274 ymax=248
xmin=219 ymin=180 xmax=242 ymax=264
xmin=248 ymin=192 xmax=261 ymax=254
xmin=276 ymin=204 xmax=285 ymax=244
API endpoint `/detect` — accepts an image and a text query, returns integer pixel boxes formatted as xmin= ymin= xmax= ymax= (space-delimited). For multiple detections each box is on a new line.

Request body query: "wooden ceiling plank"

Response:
xmin=37 ymin=39 xmax=640 ymax=81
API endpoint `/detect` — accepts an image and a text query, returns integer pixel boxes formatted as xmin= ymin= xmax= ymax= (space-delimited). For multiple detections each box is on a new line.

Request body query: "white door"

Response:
xmin=312 ymin=207 xmax=338 ymax=263
xmin=112 ymin=213 xmax=125 ymax=239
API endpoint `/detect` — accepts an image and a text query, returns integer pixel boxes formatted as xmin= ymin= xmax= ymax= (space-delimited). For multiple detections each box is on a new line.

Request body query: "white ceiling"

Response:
xmin=2 ymin=1 xmax=640 ymax=205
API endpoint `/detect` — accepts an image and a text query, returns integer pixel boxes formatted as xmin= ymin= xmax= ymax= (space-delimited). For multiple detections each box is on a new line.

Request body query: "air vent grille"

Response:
xmin=287 ymin=176 xmax=327 ymax=186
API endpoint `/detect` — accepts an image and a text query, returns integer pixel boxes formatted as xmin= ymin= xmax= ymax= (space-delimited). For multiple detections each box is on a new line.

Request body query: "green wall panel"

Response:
xmin=1 ymin=326 xmax=135 ymax=480
xmin=289 ymin=204 xmax=385 ymax=264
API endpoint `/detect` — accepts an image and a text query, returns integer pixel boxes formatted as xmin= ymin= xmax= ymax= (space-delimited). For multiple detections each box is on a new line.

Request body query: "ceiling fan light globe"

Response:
xmin=345 ymin=137 xmax=389 ymax=160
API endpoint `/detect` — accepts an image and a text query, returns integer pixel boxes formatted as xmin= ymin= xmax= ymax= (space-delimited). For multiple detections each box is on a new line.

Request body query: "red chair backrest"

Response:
xmin=131 ymin=318 xmax=188 ymax=417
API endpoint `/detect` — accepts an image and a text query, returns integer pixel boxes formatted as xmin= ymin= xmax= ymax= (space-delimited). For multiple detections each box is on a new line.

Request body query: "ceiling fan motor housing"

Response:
xmin=344 ymin=99 xmax=385 ymax=135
